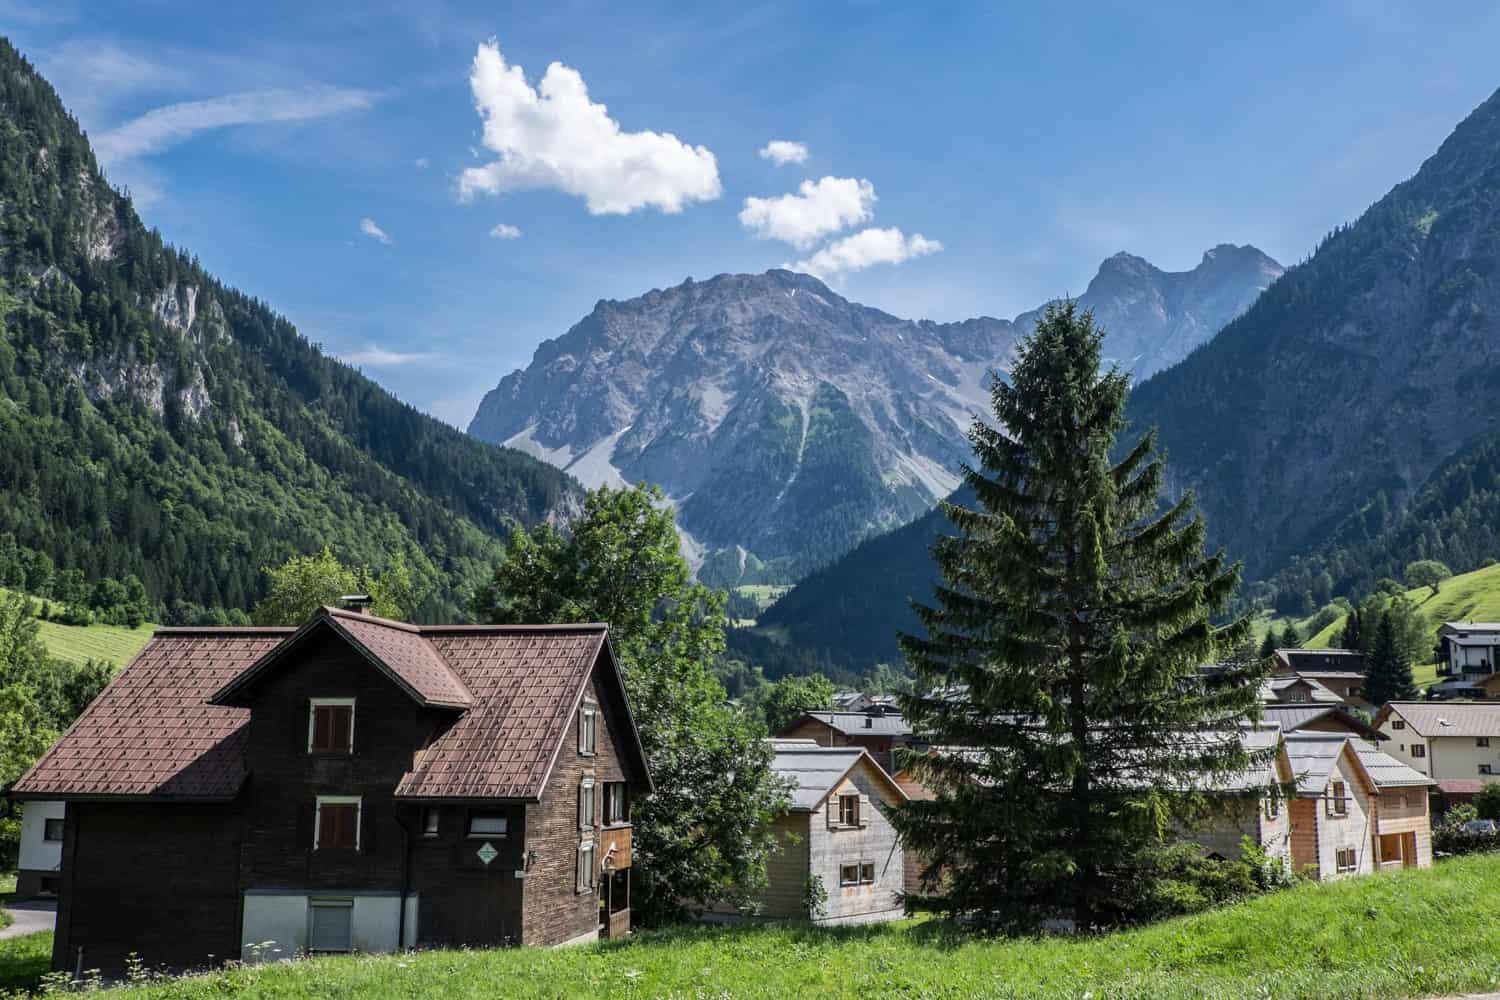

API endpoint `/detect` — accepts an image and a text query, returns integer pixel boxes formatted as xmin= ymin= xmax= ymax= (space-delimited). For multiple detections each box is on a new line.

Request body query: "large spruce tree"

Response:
xmin=1363 ymin=611 xmax=1417 ymax=705
xmin=895 ymin=302 xmax=1267 ymax=931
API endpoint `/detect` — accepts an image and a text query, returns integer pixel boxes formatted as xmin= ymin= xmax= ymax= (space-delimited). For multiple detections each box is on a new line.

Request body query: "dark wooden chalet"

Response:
xmin=10 ymin=606 xmax=651 ymax=974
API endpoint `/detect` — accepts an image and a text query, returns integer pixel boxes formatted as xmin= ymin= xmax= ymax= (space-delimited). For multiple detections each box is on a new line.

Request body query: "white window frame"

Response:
xmin=306 ymin=897 xmax=354 ymax=953
xmin=839 ymin=862 xmax=860 ymax=886
xmin=1482 ymin=764 xmax=1495 ymax=776
xmin=579 ymin=701 xmax=598 ymax=756
xmin=1411 ymin=743 xmax=1426 ymax=759
xmin=859 ymin=861 xmax=876 ymax=884
xmin=1327 ymin=781 xmax=1347 ymax=818
xmin=308 ymin=698 xmax=357 ymax=754
xmin=578 ymin=777 xmax=597 ymax=830
xmin=314 ymin=795 xmax=363 ymax=851
xmin=837 ymin=793 xmax=860 ymax=827
xmin=577 ymin=839 xmax=596 ymax=894
xmin=1335 ymin=847 xmax=1357 ymax=874
xmin=468 ymin=812 xmax=509 ymax=839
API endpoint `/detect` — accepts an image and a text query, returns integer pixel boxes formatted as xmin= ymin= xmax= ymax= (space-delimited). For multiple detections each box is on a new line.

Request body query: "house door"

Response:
xmin=1377 ymin=833 xmax=1406 ymax=869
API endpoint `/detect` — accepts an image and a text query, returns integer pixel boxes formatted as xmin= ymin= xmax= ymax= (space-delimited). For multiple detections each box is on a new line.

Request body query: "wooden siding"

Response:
xmin=410 ymin=802 xmax=527 ymax=947
xmin=52 ymin=802 xmax=243 ymax=976
xmin=806 ymin=758 xmax=904 ymax=924
xmin=1372 ymin=791 xmax=1433 ymax=869
xmin=521 ymin=666 xmax=627 ymax=946
xmin=1288 ymin=798 xmax=1321 ymax=878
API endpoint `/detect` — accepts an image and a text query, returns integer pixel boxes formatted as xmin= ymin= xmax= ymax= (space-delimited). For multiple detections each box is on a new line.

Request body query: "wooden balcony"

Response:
xmin=600 ymin=824 xmax=632 ymax=870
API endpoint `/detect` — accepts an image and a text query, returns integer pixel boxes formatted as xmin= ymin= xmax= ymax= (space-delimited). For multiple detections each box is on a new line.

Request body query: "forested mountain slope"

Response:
xmin=1128 ymin=82 xmax=1500 ymax=591
xmin=745 ymin=83 xmax=1500 ymax=675
xmin=0 ymin=39 xmax=575 ymax=619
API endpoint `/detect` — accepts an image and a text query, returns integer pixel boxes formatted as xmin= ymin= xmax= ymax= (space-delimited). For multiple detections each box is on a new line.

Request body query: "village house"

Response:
xmin=8 ymin=605 xmax=651 ymax=975
xmin=1283 ymin=733 xmax=1434 ymax=878
xmin=1258 ymin=675 xmax=1385 ymax=741
xmin=1373 ymin=701 xmax=1500 ymax=802
xmin=13 ymin=800 xmax=65 ymax=899
xmin=777 ymin=708 xmax=915 ymax=774
xmin=711 ymin=739 xmax=909 ymax=926
xmin=1272 ymin=649 xmax=1372 ymax=711
xmin=1432 ymin=623 xmax=1500 ymax=699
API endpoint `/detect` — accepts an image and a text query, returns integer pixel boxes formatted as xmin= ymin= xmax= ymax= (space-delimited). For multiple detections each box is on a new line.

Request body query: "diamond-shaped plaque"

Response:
xmin=476 ymin=841 xmax=499 ymax=865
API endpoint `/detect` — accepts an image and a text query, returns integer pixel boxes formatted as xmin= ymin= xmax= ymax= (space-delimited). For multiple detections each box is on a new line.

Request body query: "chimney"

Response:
xmin=341 ymin=594 xmax=373 ymax=615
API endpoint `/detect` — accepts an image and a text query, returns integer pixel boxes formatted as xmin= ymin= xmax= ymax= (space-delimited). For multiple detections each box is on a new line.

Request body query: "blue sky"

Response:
xmin=6 ymin=1 xmax=1500 ymax=426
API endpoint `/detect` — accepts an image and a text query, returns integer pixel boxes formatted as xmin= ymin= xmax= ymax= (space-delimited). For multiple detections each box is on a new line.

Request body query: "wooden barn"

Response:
xmin=9 ymin=605 xmax=651 ymax=974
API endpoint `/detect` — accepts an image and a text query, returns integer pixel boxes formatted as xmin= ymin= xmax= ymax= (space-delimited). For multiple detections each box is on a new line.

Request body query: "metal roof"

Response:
xmin=1379 ymin=701 xmax=1500 ymax=738
xmin=801 ymin=711 xmax=913 ymax=737
xmin=1258 ymin=704 xmax=1384 ymax=740
xmin=1283 ymin=734 xmax=1354 ymax=796
xmin=768 ymin=739 xmax=904 ymax=811
xmin=1350 ymin=740 xmax=1434 ymax=788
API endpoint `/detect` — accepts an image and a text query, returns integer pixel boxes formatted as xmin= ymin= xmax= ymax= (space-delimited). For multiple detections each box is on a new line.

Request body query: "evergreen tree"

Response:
xmin=1258 ymin=630 xmax=1279 ymax=660
xmin=1279 ymin=623 xmax=1302 ymax=649
xmin=1336 ymin=608 xmax=1362 ymax=651
xmin=895 ymin=303 xmax=1266 ymax=932
xmin=1363 ymin=611 xmax=1417 ymax=706
xmin=473 ymin=484 xmax=786 ymax=925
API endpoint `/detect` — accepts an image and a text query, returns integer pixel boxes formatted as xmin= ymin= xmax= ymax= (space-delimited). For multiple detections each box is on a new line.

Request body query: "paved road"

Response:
xmin=0 ymin=900 xmax=56 ymax=940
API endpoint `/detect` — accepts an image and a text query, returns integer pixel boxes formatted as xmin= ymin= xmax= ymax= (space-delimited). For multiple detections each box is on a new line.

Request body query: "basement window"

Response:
xmin=307 ymin=898 xmax=353 ymax=953
xmin=860 ymin=863 xmax=876 ymax=884
xmin=839 ymin=863 xmax=860 ymax=886
xmin=1335 ymin=848 xmax=1357 ymax=874
xmin=314 ymin=796 xmax=361 ymax=851
xmin=308 ymin=699 xmax=355 ymax=754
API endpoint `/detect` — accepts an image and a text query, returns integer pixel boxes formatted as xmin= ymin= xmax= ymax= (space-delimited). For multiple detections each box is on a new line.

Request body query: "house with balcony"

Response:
xmin=9 ymin=605 xmax=651 ymax=975
xmin=1373 ymin=701 xmax=1500 ymax=802
xmin=1271 ymin=649 xmax=1372 ymax=711
xmin=1433 ymin=623 xmax=1500 ymax=699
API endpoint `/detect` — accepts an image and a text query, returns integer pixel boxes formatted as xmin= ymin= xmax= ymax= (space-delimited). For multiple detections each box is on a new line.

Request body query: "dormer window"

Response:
xmin=309 ymin=698 xmax=355 ymax=754
xmin=578 ymin=700 xmax=598 ymax=756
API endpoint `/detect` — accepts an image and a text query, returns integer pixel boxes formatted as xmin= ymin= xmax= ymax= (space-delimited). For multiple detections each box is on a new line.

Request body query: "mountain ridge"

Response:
xmin=470 ymin=247 xmax=1281 ymax=585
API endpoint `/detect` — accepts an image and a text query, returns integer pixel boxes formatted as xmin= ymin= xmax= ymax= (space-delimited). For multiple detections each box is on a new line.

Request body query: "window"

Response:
xmin=39 ymin=877 xmax=59 ymax=896
xmin=578 ymin=779 xmax=597 ymax=829
xmin=308 ymin=699 xmax=355 ymax=754
xmin=43 ymin=818 xmax=64 ymax=842
xmin=307 ymin=899 xmax=353 ymax=953
xmin=1411 ymin=744 xmax=1426 ymax=759
xmin=576 ymin=840 xmax=596 ymax=893
xmin=314 ymin=796 xmax=361 ymax=851
xmin=468 ymin=813 xmax=508 ymax=838
xmin=603 ymin=782 xmax=629 ymax=826
xmin=1482 ymin=764 xmax=1495 ymax=776
xmin=578 ymin=702 xmax=598 ymax=755
xmin=839 ymin=863 xmax=860 ymax=886
xmin=1479 ymin=737 xmax=1492 ymax=748
xmin=840 ymin=862 xmax=875 ymax=886
xmin=422 ymin=808 xmax=441 ymax=838
xmin=1335 ymin=848 xmax=1357 ymax=874
xmin=837 ymin=793 xmax=860 ymax=827
xmin=1392 ymin=720 xmax=1406 ymax=731
xmin=1264 ymin=794 xmax=1279 ymax=820
xmin=860 ymin=862 xmax=876 ymax=884
xmin=1327 ymin=781 xmax=1347 ymax=817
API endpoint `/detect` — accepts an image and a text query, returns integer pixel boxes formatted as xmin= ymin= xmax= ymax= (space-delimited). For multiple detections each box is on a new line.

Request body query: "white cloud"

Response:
xmin=41 ymin=41 xmax=188 ymax=128
xmin=739 ymin=176 xmax=876 ymax=249
xmin=94 ymin=86 xmax=376 ymax=163
xmin=342 ymin=345 xmax=435 ymax=367
xmin=457 ymin=40 xmax=721 ymax=215
xmin=791 ymin=227 xmax=943 ymax=278
xmin=758 ymin=139 xmax=808 ymax=165
xmin=414 ymin=156 xmax=430 ymax=169
xmin=359 ymin=217 xmax=393 ymax=244
xmin=489 ymin=223 xmax=523 ymax=239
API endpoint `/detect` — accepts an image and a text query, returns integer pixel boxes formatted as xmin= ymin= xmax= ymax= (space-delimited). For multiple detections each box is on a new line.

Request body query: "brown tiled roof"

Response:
xmin=10 ymin=630 xmax=291 ymax=800
xmin=397 ymin=628 xmax=609 ymax=800
xmin=212 ymin=608 xmax=473 ymax=709
xmin=12 ymin=610 xmax=647 ymax=803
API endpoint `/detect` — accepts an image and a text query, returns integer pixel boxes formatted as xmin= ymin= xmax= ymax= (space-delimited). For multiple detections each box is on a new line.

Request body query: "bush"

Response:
xmin=1433 ymin=803 xmax=1500 ymax=857
xmin=1474 ymin=784 xmax=1500 ymax=823
xmin=1112 ymin=839 xmax=1290 ymax=923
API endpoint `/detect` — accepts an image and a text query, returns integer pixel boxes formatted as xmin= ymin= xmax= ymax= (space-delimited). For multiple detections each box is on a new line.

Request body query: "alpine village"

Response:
xmin=4 ymin=9 xmax=1500 ymax=1000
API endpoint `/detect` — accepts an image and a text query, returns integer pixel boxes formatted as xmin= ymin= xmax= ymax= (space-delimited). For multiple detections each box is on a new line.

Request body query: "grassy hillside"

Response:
xmin=0 ymin=587 xmax=153 ymax=667
xmin=6 ymin=855 xmax=1500 ymax=999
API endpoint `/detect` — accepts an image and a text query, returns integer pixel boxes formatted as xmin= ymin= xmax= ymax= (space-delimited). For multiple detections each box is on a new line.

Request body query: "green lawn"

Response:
xmin=8 ymin=855 xmax=1500 ymax=999
xmin=0 ymin=587 xmax=155 ymax=668
xmin=0 ymin=873 xmax=12 ymax=932
xmin=0 ymin=935 xmax=47 ymax=996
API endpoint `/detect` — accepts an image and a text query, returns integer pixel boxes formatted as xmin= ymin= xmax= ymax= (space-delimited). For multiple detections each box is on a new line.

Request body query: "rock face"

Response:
xmin=470 ymin=252 xmax=1281 ymax=584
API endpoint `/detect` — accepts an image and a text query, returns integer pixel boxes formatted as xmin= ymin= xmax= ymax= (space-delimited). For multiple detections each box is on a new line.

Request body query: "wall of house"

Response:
xmin=410 ymin=801 xmax=527 ymax=948
xmin=1194 ymin=795 xmax=1290 ymax=867
xmin=1372 ymin=790 xmax=1433 ymax=869
xmin=16 ymin=800 xmax=65 ymax=896
xmin=1288 ymin=799 xmax=1320 ymax=878
xmin=1379 ymin=726 xmax=1500 ymax=782
xmin=52 ymin=801 xmax=244 ymax=975
xmin=238 ymin=629 xmax=446 ymax=896
xmin=704 ymin=813 xmax=810 ymax=921
xmin=780 ymin=719 xmax=844 ymax=746
xmin=521 ymin=665 xmax=628 ymax=947
xmin=806 ymin=760 xmax=904 ymax=925
xmin=892 ymin=772 xmax=934 ymax=899
xmin=1314 ymin=753 xmax=1375 ymax=879
xmin=240 ymin=891 xmax=418 ymax=959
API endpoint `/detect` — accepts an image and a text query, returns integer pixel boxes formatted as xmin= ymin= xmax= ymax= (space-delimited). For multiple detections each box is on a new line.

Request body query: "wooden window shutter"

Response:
xmin=826 ymin=799 xmax=838 ymax=830
xmin=578 ymin=784 xmax=585 ymax=829
xmin=312 ymin=706 xmax=331 ymax=751
xmin=858 ymin=794 xmax=872 ymax=828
